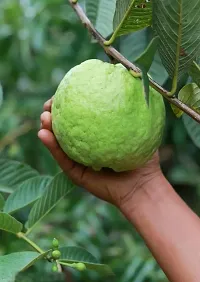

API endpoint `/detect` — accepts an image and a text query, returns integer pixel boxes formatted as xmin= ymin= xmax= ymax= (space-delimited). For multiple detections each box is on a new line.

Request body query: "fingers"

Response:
xmin=38 ymin=129 xmax=85 ymax=186
xmin=40 ymin=99 xmax=90 ymax=187
xmin=38 ymin=127 xmax=114 ymax=204
xmin=43 ymin=97 xmax=53 ymax=112
xmin=38 ymin=129 xmax=74 ymax=171
xmin=40 ymin=111 xmax=52 ymax=131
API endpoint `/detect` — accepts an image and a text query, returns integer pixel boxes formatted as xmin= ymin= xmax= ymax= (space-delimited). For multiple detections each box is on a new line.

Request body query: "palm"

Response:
xmin=38 ymin=98 xmax=160 ymax=207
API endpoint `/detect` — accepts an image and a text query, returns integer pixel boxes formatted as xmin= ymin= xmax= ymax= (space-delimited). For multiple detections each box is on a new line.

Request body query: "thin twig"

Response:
xmin=0 ymin=121 xmax=33 ymax=152
xmin=17 ymin=232 xmax=45 ymax=254
xmin=68 ymin=0 xmax=200 ymax=124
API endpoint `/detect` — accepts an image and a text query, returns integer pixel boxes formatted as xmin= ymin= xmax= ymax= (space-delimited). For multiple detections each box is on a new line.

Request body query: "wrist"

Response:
xmin=120 ymin=171 xmax=171 ymax=221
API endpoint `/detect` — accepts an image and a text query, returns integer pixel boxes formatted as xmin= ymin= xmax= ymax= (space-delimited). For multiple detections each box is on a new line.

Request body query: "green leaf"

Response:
xmin=135 ymin=36 xmax=159 ymax=73
xmin=106 ymin=0 xmax=152 ymax=45
xmin=0 ymin=252 xmax=46 ymax=282
xmin=59 ymin=246 xmax=113 ymax=275
xmin=133 ymin=259 xmax=156 ymax=281
xmin=85 ymin=0 xmax=116 ymax=38
xmin=0 ymin=159 xmax=39 ymax=193
xmin=119 ymin=28 xmax=168 ymax=85
xmin=134 ymin=36 xmax=159 ymax=104
xmin=153 ymin=0 xmax=200 ymax=86
xmin=149 ymin=51 xmax=169 ymax=86
xmin=0 ymin=83 xmax=3 ymax=107
xmin=0 ymin=212 xmax=22 ymax=234
xmin=141 ymin=73 xmax=150 ymax=105
xmin=188 ymin=61 xmax=200 ymax=88
xmin=3 ymin=176 xmax=52 ymax=214
xmin=183 ymin=114 xmax=200 ymax=149
xmin=171 ymin=83 xmax=200 ymax=118
xmin=0 ymin=193 xmax=5 ymax=210
xmin=26 ymin=172 xmax=75 ymax=230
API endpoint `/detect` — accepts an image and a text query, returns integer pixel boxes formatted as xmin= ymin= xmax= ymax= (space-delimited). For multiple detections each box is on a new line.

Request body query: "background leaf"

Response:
xmin=0 ymin=193 xmax=5 ymax=210
xmin=135 ymin=36 xmax=159 ymax=73
xmin=134 ymin=36 xmax=159 ymax=104
xmin=0 ymin=83 xmax=3 ymax=107
xmin=3 ymin=176 xmax=52 ymax=214
xmin=0 ymin=252 xmax=45 ymax=282
xmin=85 ymin=0 xmax=116 ymax=38
xmin=183 ymin=114 xmax=200 ymax=149
xmin=0 ymin=212 xmax=22 ymax=234
xmin=188 ymin=61 xmax=200 ymax=88
xmin=171 ymin=83 xmax=200 ymax=117
xmin=26 ymin=172 xmax=75 ymax=230
xmin=131 ymin=259 xmax=156 ymax=281
xmin=59 ymin=246 xmax=113 ymax=275
xmin=119 ymin=28 xmax=168 ymax=85
xmin=111 ymin=0 xmax=152 ymax=42
xmin=0 ymin=159 xmax=38 ymax=193
xmin=149 ymin=52 xmax=169 ymax=85
xmin=153 ymin=0 xmax=200 ymax=80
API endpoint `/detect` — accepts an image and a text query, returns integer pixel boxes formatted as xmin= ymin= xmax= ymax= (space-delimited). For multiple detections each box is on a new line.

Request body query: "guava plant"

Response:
xmin=0 ymin=0 xmax=200 ymax=281
xmin=0 ymin=160 xmax=112 ymax=281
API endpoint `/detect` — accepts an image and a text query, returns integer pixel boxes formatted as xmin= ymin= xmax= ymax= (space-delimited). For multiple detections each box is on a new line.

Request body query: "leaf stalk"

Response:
xmin=17 ymin=232 xmax=44 ymax=254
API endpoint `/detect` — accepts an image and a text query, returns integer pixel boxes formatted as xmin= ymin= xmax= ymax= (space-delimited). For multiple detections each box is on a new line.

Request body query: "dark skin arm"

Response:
xmin=39 ymin=98 xmax=200 ymax=282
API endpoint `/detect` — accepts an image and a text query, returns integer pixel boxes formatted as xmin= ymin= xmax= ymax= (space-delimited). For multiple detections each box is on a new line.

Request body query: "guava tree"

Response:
xmin=0 ymin=0 xmax=200 ymax=281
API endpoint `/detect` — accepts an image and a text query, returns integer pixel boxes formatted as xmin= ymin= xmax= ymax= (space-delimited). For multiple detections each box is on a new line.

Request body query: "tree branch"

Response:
xmin=68 ymin=0 xmax=200 ymax=124
xmin=0 ymin=121 xmax=33 ymax=152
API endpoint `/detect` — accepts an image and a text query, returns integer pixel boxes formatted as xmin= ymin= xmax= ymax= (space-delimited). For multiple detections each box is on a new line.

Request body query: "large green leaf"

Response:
xmin=59 ymin=246 xmax=113 ymax=275
xmin=0 ymin=159 xmax=39 ymax=193
xmin=171 ymin=83 xmax=200 ymax=117
xmin=120 ymin=28 xmax=168 ymax=85
xmin=85 ymin=0 xmax=116 ymax=38
xmin=0 ymin=252 xmax=45 ymax=282
xmin=0 ymin=212 xmax=22 ymax=234
xmin=26 ymin=172 xmax=75 ymax=230
xmin=106 ymin=0 xmax=152 ymax=44
xmin=0 ymin=193 xmax=5 ymax=210
xmin=3 ymin=176 xmax=52 ymax=214
xmin=153 ymin=0 xmax=200 ymax=85
xmin=188 ymin=61 xmax=200 ymax=88
xmin=183 ymin=114 xmax=200 ymax=149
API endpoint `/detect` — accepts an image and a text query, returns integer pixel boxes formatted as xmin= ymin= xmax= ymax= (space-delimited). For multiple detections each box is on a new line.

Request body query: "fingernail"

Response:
xmin=38 ymin=130 xmax=43 ymax=139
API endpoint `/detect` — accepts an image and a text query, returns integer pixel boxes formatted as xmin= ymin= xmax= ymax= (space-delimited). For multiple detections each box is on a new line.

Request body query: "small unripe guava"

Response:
xmin=52 ymin=238 xmax=59 ymax=249
xmin=52 ymin=250 xmax=61 ymax=260
xmin=52 ymin=263 xmax=58 ymax=272
xmin=75 ymin=262 xmax=86 ymax=271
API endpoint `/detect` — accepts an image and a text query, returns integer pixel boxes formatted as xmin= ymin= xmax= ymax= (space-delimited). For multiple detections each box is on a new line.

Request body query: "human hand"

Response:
xmin=38 ymin=98 xmax=162 ymax=209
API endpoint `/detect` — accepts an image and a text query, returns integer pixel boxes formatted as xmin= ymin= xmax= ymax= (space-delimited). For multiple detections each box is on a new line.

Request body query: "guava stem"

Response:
xmin=17 ymin=232 xmax=45 ymax=254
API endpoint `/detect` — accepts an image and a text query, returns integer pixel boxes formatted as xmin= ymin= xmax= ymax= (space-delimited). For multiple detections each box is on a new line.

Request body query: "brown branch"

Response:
xmin=62 ymin=266 xmax=74 ymax=282
xmin=68 ymin=0 xmax=200 ymax=124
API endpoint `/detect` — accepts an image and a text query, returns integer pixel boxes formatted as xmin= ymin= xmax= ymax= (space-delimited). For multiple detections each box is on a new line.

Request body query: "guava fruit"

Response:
xmin=52 ymin=59 xmax=165 ymax=172
xmin=51 ymin=250 xmax=61 ymax=260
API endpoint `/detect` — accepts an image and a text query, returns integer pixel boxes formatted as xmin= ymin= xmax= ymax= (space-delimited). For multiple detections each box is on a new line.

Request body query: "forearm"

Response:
xmin=121 ymin=174 xmax=200 ymax=282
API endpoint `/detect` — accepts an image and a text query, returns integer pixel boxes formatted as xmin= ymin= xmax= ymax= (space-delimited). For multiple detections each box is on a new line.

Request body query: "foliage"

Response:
xmin=0 ymin=0 xmax=200 ymax=281
xmin=85 ymin=0 xmax=116 ymax=38
xmin=153 ymin=0 xmax=200 ymax=85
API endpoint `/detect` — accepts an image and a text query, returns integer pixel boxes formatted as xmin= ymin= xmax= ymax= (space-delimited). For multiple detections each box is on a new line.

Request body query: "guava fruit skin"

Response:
xmin=52 ymin=59 xmax=165 ymax=172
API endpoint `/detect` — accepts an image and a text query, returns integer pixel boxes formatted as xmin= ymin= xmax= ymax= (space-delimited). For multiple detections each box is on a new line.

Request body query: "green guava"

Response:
xmin=52 ymin=59 xmax=165 ymax=172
